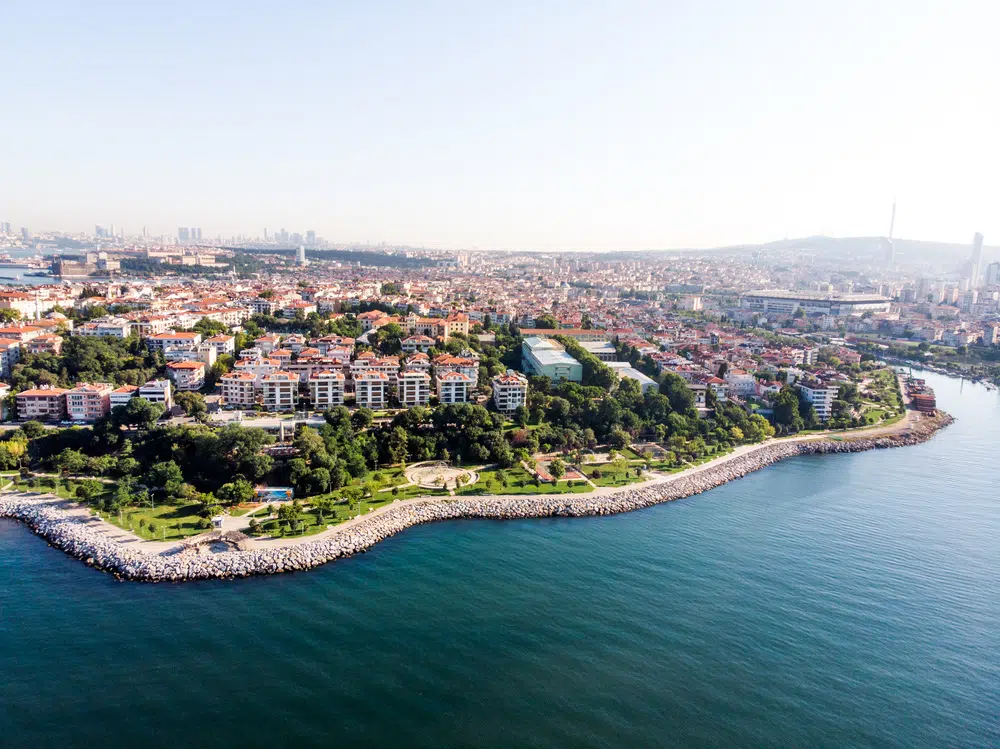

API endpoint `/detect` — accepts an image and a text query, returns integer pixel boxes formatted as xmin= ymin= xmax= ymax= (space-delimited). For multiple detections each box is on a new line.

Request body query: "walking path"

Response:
xmin=7 ymin=404 xmax=924 ymax=556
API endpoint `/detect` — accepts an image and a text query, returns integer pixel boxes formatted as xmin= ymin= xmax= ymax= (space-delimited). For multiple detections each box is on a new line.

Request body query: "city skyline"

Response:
xmin=4 ymin=1 xmax=998 ymax=250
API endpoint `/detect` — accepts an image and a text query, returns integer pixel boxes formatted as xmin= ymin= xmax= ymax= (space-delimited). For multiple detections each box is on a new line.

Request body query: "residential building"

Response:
xmin=166 ymin=360 xmax=206 ymax=391
xmin=355 ymin=370 xmax=389 ymax=409
xmin=723 ymin=368 xmax=757 ymax=398
xmin=261 ymin=371 xmax=299 ymax=412
xmin=398 ymin=369 xmax=431 ymax=407
xmin=146 ymin=331 xmax=202 ymax=353
xmin=65 ymin=383 xmax=113 ymax=422
xmin=740 ymin=290 xmax=892 ymax=317
xmin=202 ymin=334 xmax=236 ymax=356
xmin=437 ymin=370 xmax=473 ymax=404
xmin=308 ymin=370 xmax=346 ymax=409
xmin=110 ymin=385 xmax=139 ymax=409
xmin=138 ymin=379 xmax=173 ymax=410
xmin=492 ymin=370 xmax=528 ymax=412
xmin=0 ymin=338 xmax=21 ymax=378
xmin=26 ymin=334 xmax=63 ymax=356
xmin=401 ymin=334 xmax=435 ymax=353
xmin=798 ymin=378 xmax=840 ymax=421
xmin=220 ymin=371 xmax=257 ymax=407
xmin=432 ymin=354 xmax=479 ymax=386
xmin=16 ymin=386 xmax=68 ymax=421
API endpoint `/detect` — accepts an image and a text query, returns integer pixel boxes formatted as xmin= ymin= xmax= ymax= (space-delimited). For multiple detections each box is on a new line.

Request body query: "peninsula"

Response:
xmin=0 ymin=407 xmax=952 ymax=582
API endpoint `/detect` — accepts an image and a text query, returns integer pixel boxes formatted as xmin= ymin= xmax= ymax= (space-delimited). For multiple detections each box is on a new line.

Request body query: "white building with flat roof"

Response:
xmin=798 ymin=378 xmax=840 ymax=421
xmin=437 ymin=370 xmax=473 ymax=404
xmin=492 ymin=370 xmax=528 ymax=412
xmin=309 ymin=370 xmax=346 ymax=410
xmin=261 ymin=371 xmax=299 ymax=412
xmin=355 ymin=370 xmax=389 ymax=409
xmin=398 ymin=369 xmax=431 ymax=407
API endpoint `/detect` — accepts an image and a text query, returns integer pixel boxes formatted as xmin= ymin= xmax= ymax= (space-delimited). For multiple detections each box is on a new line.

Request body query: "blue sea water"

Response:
xmin=1 ymin=371 xmax=998 ymax=748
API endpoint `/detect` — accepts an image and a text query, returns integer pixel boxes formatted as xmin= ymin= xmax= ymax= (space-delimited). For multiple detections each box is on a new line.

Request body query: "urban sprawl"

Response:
xmin=0 ymin=223 xmax=989 ymax=541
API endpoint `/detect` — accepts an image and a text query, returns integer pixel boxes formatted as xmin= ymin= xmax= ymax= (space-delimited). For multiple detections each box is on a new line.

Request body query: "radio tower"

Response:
xmin=884 ymin=199 xmax=896 ymax=268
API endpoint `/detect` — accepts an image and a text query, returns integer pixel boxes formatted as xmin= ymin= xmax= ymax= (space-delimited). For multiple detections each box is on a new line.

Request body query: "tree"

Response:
xmin=20 ymin=421 xmax=46 ymax=440
xmin=175 ymin=391 xmax=207 ymax=419
xmin=773 ymin=386 xmax=803 ymax=431
xmin=549 ymin=458 xmax=566 ymax=481
xmin=217 ymin=477 xmax=255 ymax=506
xmin=352 ymin=408 xmax=374 ymax=430
xmin=116 ymin=398 xmax=165 ymax=431
xmin=533 ymin=314 xmax=558 ymax=329
xmin=148 ymin=460 xmax=184 ymax=497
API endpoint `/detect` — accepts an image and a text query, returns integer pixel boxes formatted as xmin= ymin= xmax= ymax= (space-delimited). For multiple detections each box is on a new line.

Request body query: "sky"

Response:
xmin=2 ymin=1 xmax=998 ymax=250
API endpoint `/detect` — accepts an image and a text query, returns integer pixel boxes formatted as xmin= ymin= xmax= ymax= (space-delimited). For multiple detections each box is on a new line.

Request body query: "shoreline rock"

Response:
xmin=0 ymin=413 xmax=954 ymax=583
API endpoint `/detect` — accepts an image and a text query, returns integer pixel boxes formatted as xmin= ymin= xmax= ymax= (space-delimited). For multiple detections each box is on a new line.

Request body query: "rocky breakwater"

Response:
xmin=0 ymin=413 xmax=953 ymax=582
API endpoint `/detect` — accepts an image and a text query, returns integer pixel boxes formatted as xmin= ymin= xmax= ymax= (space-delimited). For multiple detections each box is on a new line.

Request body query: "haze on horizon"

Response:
xmin=3 ymin=1 xmax=998 ymax=251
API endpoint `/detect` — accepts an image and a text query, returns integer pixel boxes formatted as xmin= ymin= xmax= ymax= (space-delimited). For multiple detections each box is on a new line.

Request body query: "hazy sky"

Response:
xmin=3 ymin=1 xmax=998 ymax=250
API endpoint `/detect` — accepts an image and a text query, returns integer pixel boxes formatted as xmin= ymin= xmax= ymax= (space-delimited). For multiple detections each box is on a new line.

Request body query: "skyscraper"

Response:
xmin=883 ymin=200 xmax=896 ymax=268
xmin=985 ymin=261 xmax=1000 ymax=287
xmin=970 ymin=232 xmax=984 ymax=287
xmin=297 ymin=245 xmax=307 ymax=265
xmin=21 ymin=227 xmax=30 ymax=241
xmin=178 ymin=227 xmax=190 ymax=241
xmin=306 ymin=230 xmax=316 ymax=245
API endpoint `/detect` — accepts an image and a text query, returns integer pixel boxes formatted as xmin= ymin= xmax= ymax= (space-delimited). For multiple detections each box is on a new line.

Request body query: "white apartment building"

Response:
xmin=202 ymin=334 xmax=236 ymax=356
xmin=401 ymin=335 xmax=435 ymax=354
xmin=138 ymin=379 xmax=173 ymax=410
xmin=798 ymin=379 xmax=840 ymax=421
xmin=220 ymin=371 xmax=257 ymax=407
xmin=437 ymin=370 xmax=473 ymax=404
xmin=0 ymin=338 xmax=21 ymax=378
xmin=398 ymin=369 xmax=431 ymax=407
xmin=491 ymin=370 xmax=528 ymax=412
xmin=723 ymin=369 xmax=757 ymax=398
xmin=308 ymin=370 xmax=346 ymax=410
xmin=261 ymin=371 xmax=299 ymax=412
xmin=432 ymin=355 xmax=479 ymax=386
xmin=166 ymin=360 xmax=206 ymax=391
xmin=233 ymin=356 xmax=281 ymax=388
xmin=147 ymin=331 xmax=202 ymax=353
xmin=355 ymin=370 xmax=389 ymax=409
xmin=110 ymin=385 xmax=139 ymax=409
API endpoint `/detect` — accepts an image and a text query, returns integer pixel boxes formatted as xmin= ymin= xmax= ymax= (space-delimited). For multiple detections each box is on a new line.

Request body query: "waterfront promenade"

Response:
xmin=0 ymin=404 xmax=951 ymax=581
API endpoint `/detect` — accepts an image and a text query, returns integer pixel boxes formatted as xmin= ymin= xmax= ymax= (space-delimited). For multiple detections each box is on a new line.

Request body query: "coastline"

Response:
xmin=0 ymin=411 xmax=954 ymax=582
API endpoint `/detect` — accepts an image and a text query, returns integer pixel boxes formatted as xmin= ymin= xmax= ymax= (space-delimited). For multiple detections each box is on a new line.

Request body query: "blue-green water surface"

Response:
xmin=2 ymin=371 xmax=998 ymax=748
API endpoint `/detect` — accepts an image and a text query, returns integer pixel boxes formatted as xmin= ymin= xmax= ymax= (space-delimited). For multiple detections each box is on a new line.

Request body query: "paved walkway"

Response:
xmin=11 ymin=405 xmax=924 ymax=556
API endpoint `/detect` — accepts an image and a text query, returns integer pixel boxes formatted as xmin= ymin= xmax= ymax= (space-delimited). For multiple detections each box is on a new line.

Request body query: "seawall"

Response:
xmin=0 ymin=414 xmax=953 ymax=582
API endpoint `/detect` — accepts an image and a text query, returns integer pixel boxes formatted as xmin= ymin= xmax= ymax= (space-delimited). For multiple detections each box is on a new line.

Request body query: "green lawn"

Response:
xmin=586 ymin=468 xmax=646 ymax=488
xmin=98 ymin=502 xmax=207 ymax=540
xmin=457 ymin=466 xmax=593 ymax=495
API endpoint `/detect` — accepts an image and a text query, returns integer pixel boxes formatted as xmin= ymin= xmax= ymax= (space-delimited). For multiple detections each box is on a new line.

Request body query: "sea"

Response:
xmin=1 ymin=370 xmax=998 ymax=748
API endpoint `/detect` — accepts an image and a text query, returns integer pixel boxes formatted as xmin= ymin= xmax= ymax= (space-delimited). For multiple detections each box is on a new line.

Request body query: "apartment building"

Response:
xmin=308 ymin=370 xmax=346 ymax=409
xmin=138 ymin=379 xmax=173 ymax=410
xmin=166 ymin=360 xmax=206 ymax=391
xmin=401 ymin=335 xmax=435 ymax=353
xmin=16 ymin=386 xmax=68 ymax=421
xmin=261 ymin=371 xmax=299 ymax=412
xmin=146 ymin=331 xmax=202 ymax=353
xmin=26 ymin=334 xmax=63 ymax=356
xmin=0 ymin=338 xmax=21 ymax=378
xmin=65 ymin=383 xmax=113 ymax=422
xmin=355 ymin=370 xmax=389 ymax=409
xmin=432 ymin=354 xmax=479 ymax=386
xmin=437 ymin=370 xmax=473 ymax=404
xmin=202 ymin=334 xmax=236 ymax=356
xmin=491 ymin=370 xmax=528 ymax=412
xmin=220 ymin=371 xmax=257 ymax=407
xmin=398 ymin=369 xmax=431 ymax=407
xmin=797 ymin=378 xmax=840 ymax=422
xmin=110 ymin=385 xmax=139 ymax=409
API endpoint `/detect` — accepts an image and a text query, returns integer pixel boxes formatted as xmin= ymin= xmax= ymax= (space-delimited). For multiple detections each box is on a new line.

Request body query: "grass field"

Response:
xmin=457 ymin=466 xmax=593 ymax=495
